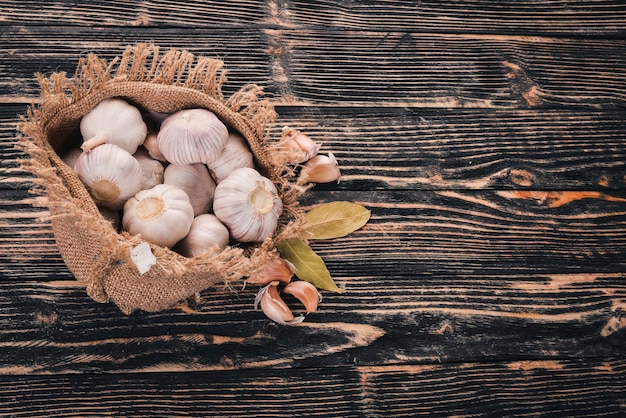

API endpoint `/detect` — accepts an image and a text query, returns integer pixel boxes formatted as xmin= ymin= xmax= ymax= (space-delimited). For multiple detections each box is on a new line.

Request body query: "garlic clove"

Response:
xmin=122 ymin=184 xmax=194 ymax=248
xmin=254 ymin=282 xmax=304 ymax=325
xmin=133 ymin=147 xmax=165 ymax=190
xmin=163 ymin=163 xmax=216 ymax=217
xmin=299 ymin=152 xmax=341 ymax=183
xmin=157 ymin=108 xmax=228 ymax=166
xmin=246 ymin=257 xmax=296 ymax=286
xmin=280 ymin=126 xmax=321 ymax=163
xmin=176 ymin=214 xmax=230 ymax=258
xmin=213 ymin=167 xmax=283 ymax=242
xmin=142 ymin=132 xmax=166 ymax=162
xmin=74 ymin=143 xmax=143 ymax=210
xmin=80 ymin=98 xmax=148 ymax=154
xmin=61 ymin=147 xmax=83 ymax=170
xmin=207 ymin=132 xmax=254 ymax=183
xmin=283 ymin=281 xmax=322 ymax=313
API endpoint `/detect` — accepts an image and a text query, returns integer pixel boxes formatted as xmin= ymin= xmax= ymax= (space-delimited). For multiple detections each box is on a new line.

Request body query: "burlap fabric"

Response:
xmin=17 ymin=44 xmax=307 ymax=314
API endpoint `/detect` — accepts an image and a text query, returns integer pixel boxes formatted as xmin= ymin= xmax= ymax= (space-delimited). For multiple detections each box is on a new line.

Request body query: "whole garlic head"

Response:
xmin=176 ymin=214 xmax=230 ymax=258
xmin=80 ymin=98 xmax=148 ymax=154
xmin=157 ymin=108 xmax=228 ymax=165
xmin=74 ymin=143 xmax=143 ymax=210
xmin=122 ymin=184 xmax=194 ymax=248
xmin=207 ymin=132 xmax=254 ymax=183
xmin=213 ymin=167 xmax=283 ymax=242
xmin=163 ymin=163 xmax=216 ymax=216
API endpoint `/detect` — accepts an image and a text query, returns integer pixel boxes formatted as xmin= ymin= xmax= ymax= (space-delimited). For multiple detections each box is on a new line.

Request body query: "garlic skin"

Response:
xmin=74 ymin=143 xmax=143 ymax=210
xmin=123 ymin=184 xmax=194 ymax=248
xmin=80 ymin=98 xmax=148 ymax=154
xmin=280 ymin=126 xmax=321 ymax=163
xmin=176 ymin=214 xmax=230 ymax=258
xmin=246 ymin=257 xmax=295 ymax=286
xmin=213 ymin=167 xmax=283 ymax=242
xmin=254 ymin=282 xmax=304 ymax=325
xmin=207 ymin=132 xmax=254 ymax=183
xmin=133 ymin=147 xmax=164 ymax=190
xmin=283 ymin=281 xmax=322 ymax=313
xmin=163 ymin=163 xmax=216 ymax=216
xmin=299 ymin=153 xmax=341 ymax=183
xmin=142 ymin=132 xmax=166 ymax=162
xmin=61 ymin=147 xmax=82 ymax=170
xmin=157 ymin=108 xmax=228 ymax=165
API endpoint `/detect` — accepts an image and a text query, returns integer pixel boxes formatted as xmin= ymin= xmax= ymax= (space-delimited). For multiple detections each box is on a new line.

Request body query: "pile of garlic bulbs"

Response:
xmin=63 ymin=98 xmax=341 ymax=323
xmin=63 ymin=97 xmax=340 ymax=261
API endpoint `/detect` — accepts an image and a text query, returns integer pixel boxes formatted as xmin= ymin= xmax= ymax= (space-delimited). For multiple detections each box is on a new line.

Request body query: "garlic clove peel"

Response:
xmin=280 ymin=126 xmax=321 ymax=164
xmin=213 ymin=167 xmax=283 ymax=242
xmin=299 ymin=152 xmax=341 ymax=183
xmin=246 ymin=257 xmax=296 ymax=286
xmin=254 ymin=282 xmax=304 ymax=325
xmin=283 ymin=280 xmax=322 ymax=313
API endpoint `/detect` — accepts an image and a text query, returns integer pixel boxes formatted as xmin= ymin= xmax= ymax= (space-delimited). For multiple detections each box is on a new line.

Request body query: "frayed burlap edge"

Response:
xmin=16 ymin=43 xmax=310 ymax=314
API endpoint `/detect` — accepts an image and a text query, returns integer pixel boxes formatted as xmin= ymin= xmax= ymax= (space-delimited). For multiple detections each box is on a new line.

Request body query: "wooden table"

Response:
xmin=1 ymin=1 xmax=626 ymax=416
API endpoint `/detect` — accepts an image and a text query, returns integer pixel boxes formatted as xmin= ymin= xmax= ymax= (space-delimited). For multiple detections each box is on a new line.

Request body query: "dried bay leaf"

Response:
xmin=277 ymin=238 xmax=341 ymax=292
xmin=305 ymin=201 xmax=371 ymax=240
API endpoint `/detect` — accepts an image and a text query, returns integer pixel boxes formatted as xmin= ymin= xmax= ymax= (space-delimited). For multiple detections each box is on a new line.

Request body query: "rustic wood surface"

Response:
xmin=1 ymin=1 xmax=626 ymax=416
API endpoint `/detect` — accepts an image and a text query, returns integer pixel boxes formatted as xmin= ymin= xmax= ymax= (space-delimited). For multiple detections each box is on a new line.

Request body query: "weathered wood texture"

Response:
xmin=1 ymin=1 xmax=626 ymax=416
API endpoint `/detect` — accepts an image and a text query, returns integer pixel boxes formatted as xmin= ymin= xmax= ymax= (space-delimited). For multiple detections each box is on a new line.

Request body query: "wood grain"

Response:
xmin=2 ymin=28 xmax=625 ymax=109
xmin=3 ymin=0 xmax=626 ymax=36
xmin=0 ymin=360 xmax=623 ymax=416
xmin=1 ymin=1 xmax=625 ymax=414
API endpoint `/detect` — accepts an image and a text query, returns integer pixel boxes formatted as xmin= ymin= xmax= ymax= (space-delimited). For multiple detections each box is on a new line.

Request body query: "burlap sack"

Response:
xmin=17 ymin=43 xmax=307 ymax=314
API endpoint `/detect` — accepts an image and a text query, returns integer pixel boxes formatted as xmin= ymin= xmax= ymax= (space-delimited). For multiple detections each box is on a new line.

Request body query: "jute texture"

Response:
xmin=17 ymin=44 xmax=307 ymax=314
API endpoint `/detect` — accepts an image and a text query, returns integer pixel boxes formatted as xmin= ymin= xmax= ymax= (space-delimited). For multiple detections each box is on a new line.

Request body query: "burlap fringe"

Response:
xmin=15 ymin=43 xmax=310 ymax=314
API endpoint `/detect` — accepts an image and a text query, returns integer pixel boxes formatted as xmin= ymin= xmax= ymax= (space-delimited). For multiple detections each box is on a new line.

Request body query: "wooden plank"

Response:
xmin=0 ymin=368 xmax=366 ymax=417
xmin=278 ymin=30 xmax=626 ymax=108
xmin=285 ymin=0 xmax=626 ymax=36
xmin=358 ymin=359 xmax=626 ymax=416
xmin=3 ymin=0 xmax=626 ymax=37
xmin=0 ymin=0 xmax=269 ymax=28
xmin=2 ymin=28 xmax=625 ymax=109
xmin=0 ymin=360 xmax=624 ymax=416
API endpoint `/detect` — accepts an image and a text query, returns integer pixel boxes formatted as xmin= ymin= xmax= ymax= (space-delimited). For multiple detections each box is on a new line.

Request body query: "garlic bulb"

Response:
xmin=213 ymin=167 xmax=283 ymax=242
xmin=207 ymin=132 xmax=254 ymax=183
xmin=80 ymin=98 xmax=148 ymax=154
xmin=74 ymin=143 xmax=143 ymax=210
xmin=157 ymin=108 xmax=228 ymax=165
xmin=122 ymin=184 xmax=194 ymax=248
xmin=133 ymin=147 xmax=164 ymax=190
xmin=163 ymin=163 xmax=216 ymax=216
xmin=61 ymin=147 xmax=82 ymax=170
xmin=176 ymin=214 xmax=230 ymax=257
xmin=143 ymin=132 xmax=166 ymax=162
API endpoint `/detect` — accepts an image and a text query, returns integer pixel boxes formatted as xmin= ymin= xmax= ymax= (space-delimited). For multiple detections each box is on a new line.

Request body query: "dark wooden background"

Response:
xmin=1 ymin=1 xmax=626 ymax=416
